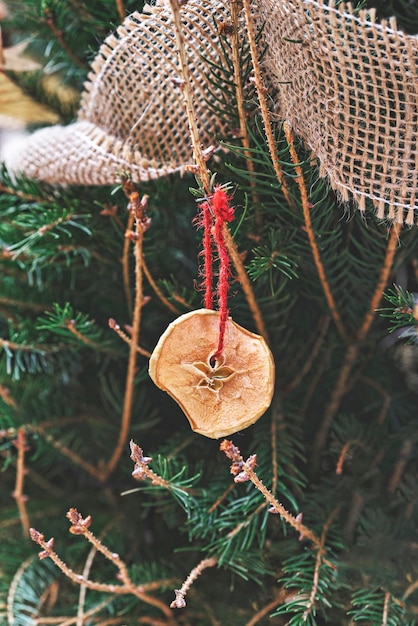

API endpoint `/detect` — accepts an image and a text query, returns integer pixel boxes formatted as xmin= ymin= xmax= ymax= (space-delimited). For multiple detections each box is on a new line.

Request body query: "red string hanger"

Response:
xmin=198 ymin=185 xmax=235 ymax=360
xmin=149 ymin=183 xmax=275 ymax=438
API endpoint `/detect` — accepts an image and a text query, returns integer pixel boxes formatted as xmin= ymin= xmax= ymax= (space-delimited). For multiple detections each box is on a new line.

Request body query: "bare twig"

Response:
xmin=108 ymin=318 xmax=151 ymax=358
xmin=284 ymin=122 xmax=347 ymax=341
xmin=12 ymin=428 xmax=30 ymax=536
xmin=302 ymin=507 xmax=340 ymax=621
xmin=356 ymin=222 xmax=402 ymax=342
xmin=242 ymin=0 xmax=292 ymax=207
xmin=244 ymin=589 xmax=291 ymax=626
xmin=170 ymin=558 xmax=217 ymax=609
xmin=228 ymin=0 xmax=260 ymax=221
xmin=142 ymin=256 xmax=181 ymax=315
xmin=220 ymin=440 xmax=321 ymax=548
xmin=382 ymin=591 xmax=390 ymax=626
xmin=115 ymin=0 xmax=125 ymax=22
xmin=30 ymin=511 xmax=176 ymax=621
xmin=122 ymin=209 xmax=135 ymax=315
xmin=104 ymin=185 xmax=148 ymax=479
xmin=285 ymin=316 xmax=331 ymax=391
xmin=223 ymin=226 xmax=269 ymax=342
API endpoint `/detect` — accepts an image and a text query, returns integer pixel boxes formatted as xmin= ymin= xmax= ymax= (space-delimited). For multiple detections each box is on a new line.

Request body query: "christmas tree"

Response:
xmin=1 ymin=1 xmax=418 ymax=624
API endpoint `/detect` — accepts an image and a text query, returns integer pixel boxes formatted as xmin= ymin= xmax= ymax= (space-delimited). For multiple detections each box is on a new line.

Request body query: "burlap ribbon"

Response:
xmin=5 ymin=0 xmax=418 ymax=224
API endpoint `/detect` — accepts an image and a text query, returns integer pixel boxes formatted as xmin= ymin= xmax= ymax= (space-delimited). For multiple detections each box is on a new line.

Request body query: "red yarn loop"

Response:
xmin=198 ymin=186 xmax=235 ymax=358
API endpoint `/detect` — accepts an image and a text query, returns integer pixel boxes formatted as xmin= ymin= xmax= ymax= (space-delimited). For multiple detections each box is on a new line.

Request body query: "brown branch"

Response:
xmin=12 ymin=428 xmax=30 ymax=536
xmin=388 ymin=438 xmax=414 ymax=495
xmin=170 ymin=292 xmax=193 ymax=310
xmin=0 ymin=296 xmax=46 ymax=313
xmin=228 ymin=0 xmax=261 ymax=223
xmin=30 ymin=512 xmax=176 ymax=622
xmin=311 ymin=221 xmax=402 ymax=471
xmin=311 ymin=343 xmax=359 ymax=473
xmin=104 ymin=187 xmax=148 ymax=479
xmin=362 ymin=376 xmax=392 ymax=425
xmin=33 ymin=596 xmax=115 ymax=625
xmin=130 ymin=441 xmax=191 ymax=492
xmin=168 ymin=0 xmax=268 ymax=338
xmin=0 ymin=181 xmax=52 ymax=203
xmin=382 ymin=591 xmax=390 ymax=626
xmin=65 ymin=319 xmax=122 ymax=357
xmin=302 ymin=507 xmax=340 ymax=621
xmin=108 ymin=318 xmax=151 ymax=358
xmin=223 ymin=225 xmax=269 ymax=342
xmin=335 ymin=440 xmax=363 ymax=475
xmin=41 ymin=13 xmax=88 ymax=69
xmin=285 ymin=316 xmax=331 ymax=391
xmin=77 ymin=542 xmax=98 ymax=626
xmin=167 ymin=0 xmax=210 ymax=191
xmin=34 ymin=424 xmax=103 ymax=480
xmin=122 ymin=210 xmax=135 ymax=315
xmin=356 ymin=222 xmax=402 ymax=342
xmin=284 ymin=122 xmax=347 ymax=341
xmin=115 ymin=0 xmax=125 ymax=22
xmin=244 ymin=590 xmax=290 ymax=626
xmin=170 ymin=558 xmax=218 ymax=609
xmin=0 ymin=384 xmax=17 ymax=407
xmin=142 ymin=256 xmax=181 ymax=315
xmin=207 ymin=483 xmax=235 ymax=513
xmin=241 ymin=0 xmax=293 ymax=209
xmin=220 ymin=440 xmax=321 ymax=548
xmin=226 ymin=501 xmax=266 ymax=540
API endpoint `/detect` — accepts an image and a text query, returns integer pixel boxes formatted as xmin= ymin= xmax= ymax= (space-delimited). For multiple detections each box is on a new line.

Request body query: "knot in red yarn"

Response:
xmin=212 ymin=186 xmax=234 ymax=223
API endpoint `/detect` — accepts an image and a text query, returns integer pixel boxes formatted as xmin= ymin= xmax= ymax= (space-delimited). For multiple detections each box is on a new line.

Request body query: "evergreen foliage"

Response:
xmin=1 ymin=1 xmax=418 ymax=625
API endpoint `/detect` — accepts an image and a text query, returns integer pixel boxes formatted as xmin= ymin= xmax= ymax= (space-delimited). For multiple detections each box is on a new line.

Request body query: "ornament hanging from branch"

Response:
xmin=149 ymin=187 xmax=275 ymax=439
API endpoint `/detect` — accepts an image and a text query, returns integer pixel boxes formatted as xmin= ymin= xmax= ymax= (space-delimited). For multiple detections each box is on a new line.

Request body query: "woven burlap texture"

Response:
xmin=8 ymin=0 xmax=230 ymax=185
xmin=7 ymin=0 xmax=418 ymax=224
xmin=261 ymin=0 xmax=418 ymax=225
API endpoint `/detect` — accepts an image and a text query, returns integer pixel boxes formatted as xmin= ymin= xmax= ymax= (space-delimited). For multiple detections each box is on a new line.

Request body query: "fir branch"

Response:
xmin=312 ymin=221 xmax=402 ymax=471
xmin=283 ymin=122 xmax=347 ymax=342
xmin=170 ymin=557 xmax=217 ymax=609
xmin=12 ymin=428 xmax=30 ymax=537
xmin=0 ymin=181 xmax=52 ymax=204
xmin=0 ymin=296 xmax=47 ymax=313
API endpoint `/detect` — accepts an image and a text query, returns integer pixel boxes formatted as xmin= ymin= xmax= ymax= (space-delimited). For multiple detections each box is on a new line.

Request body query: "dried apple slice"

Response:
xmin=149 ymin=309 xmax=275 ymax=439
